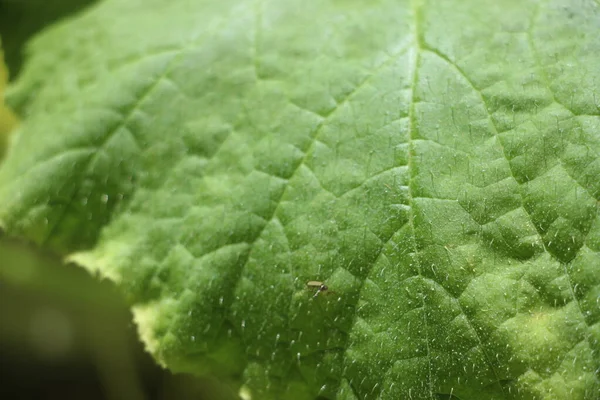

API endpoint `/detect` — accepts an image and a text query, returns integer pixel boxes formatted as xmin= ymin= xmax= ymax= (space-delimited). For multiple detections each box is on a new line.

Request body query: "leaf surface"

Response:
xmin=1 ymin=0 xmax=599 ymax=399
xmin=0 ymin=41 xmax=17 ymax=158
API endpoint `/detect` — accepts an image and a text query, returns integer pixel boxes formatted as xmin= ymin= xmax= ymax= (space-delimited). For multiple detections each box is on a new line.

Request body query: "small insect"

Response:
xmin=306 ymin=281 xmax=329 ymax=298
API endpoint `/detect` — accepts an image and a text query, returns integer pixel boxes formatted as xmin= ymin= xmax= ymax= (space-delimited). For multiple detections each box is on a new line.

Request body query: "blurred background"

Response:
xmin=0 ymin=1 xmax=238 ymax=399
xmin=0 ymin=239 xmax=238 ymax=400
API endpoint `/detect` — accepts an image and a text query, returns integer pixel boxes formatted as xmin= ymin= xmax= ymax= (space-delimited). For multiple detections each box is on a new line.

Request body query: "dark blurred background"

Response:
xmin=0 ymin=239 xmax=239 ymax=400
xmin=0 ymin=1 xmax=238 ymax=399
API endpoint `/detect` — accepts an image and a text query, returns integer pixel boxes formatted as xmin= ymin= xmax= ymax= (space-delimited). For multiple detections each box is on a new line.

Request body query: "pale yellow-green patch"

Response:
xmin=132 ymin=301 xmax=164 ymax=364
xmin=68 ymin=247 xmax=124 ymax=282
xmin=0 ymin=46 xmax=17 ymax=157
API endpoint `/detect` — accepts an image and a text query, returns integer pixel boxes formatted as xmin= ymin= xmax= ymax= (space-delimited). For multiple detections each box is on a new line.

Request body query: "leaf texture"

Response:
xmin=1 ymin=0 xmax=599 ymax=398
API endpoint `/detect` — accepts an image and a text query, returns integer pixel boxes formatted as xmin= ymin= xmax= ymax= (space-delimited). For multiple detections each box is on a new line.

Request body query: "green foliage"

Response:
xmin=0 ymin=0 xmax=98 ymax=78
xmin=1 ymin=0 xmax=599 ymax=398
xmin=0 ymin=41 xmax=17 ymax=158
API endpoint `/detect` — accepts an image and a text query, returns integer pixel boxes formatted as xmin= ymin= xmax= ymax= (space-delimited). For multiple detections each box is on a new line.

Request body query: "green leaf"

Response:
xmin=0 ymin=0 xmax=98 ymax=79
xmin=1 ymin=0 xmax=599 ymax=398
xmin=0 ymin=39 xmax=17 ymax=159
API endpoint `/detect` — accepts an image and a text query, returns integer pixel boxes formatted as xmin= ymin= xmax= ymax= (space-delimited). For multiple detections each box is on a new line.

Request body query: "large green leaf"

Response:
xmin=1 ymin=0 xmax=599 ymax=398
